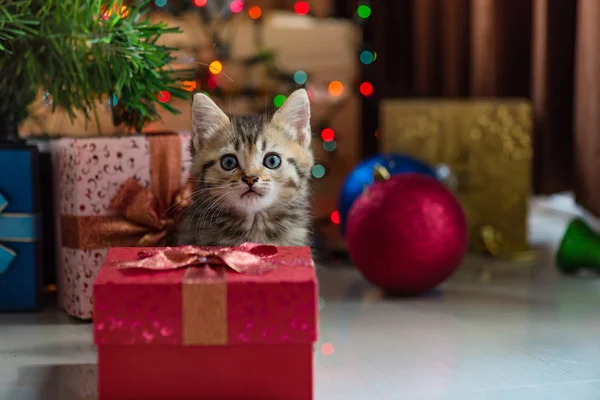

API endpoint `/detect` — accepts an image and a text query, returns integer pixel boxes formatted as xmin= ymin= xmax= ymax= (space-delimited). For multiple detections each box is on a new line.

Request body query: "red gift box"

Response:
xmin=94 ymin=244 xmax=318 ymax=400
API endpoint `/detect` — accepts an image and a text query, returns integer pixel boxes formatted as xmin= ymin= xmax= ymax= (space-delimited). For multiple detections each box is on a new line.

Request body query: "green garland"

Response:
xmin=0 ymin=0 xmax=193 ymax=136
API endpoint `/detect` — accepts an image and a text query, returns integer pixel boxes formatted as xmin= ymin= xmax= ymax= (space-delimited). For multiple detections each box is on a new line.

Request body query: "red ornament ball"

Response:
xmin=346 ymin=173 xmax=468 ymax=295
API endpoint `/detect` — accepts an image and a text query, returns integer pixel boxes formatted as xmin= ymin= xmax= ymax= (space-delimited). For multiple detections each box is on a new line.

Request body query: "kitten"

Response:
xmin=176 ymin=88 xmax=314 ymax=247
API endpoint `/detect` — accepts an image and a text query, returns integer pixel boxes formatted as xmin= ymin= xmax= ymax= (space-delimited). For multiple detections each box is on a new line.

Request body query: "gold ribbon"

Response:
xmin=61 ymin=134 xmax=193 ymax=249
xmin=117 ymin=243 xmax=278 ymax=345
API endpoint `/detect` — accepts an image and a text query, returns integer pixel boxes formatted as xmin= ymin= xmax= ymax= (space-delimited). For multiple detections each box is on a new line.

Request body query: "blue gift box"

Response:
xmin=0 ymin=143 xmax=42 ymax=311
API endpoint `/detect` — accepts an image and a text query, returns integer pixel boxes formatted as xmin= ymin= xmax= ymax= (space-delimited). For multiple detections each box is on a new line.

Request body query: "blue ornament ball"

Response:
xmin=338 ymin=154 xmax=438 ymax=235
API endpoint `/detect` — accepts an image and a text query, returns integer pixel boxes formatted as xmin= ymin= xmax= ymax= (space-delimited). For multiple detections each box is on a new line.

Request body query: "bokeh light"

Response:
xmin=294 ymin=1 xmax=310 ymax=15
xmin=294 ymin=70 xmax=308 ymax=85
xmin=207 ymin=75 xmax=219 ymax=89
xmin=248 ymin=6 xmax=261 ymax=19
xmin=230 ymin=0 xmax=244 ymax=13
xmin=193 ymin=0 xmax=207 ymax=6
xmin=182 ymin=81 xmax=197 ymax=92
xmin=321 ymin=128 xmax=335 ymax=142
xmin=157 ymin=91 xmax=170 ymax=103
xmin=328 ymin=81 xmax=344 ymax=97
xmin=357 ymin=4 xmax=371 ymax=18
xmin=321 ymin=342 xmax=335 ymax=355
xmin=360 ymin=50 xmax=374 ymax=65
xmin=330 ymin=210 xmax=340 ymax=224
xmin=274 ymin=94 xmax=287 ymax=108
xmin=360 ymin=82 xmax=374 ymax=97
xmin=323 ymin=140 xmax=337 ymax=152
xmin=155 ymin=0 xmax=167 ymax=7
xmin=311 ymin=164 xmax=326 ymax=179
xmin=209 ymin=60 xmax=223 ymax=74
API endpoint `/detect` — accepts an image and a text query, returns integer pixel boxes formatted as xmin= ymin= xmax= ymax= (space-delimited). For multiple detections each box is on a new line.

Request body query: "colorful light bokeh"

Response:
xmin=323 ymin=140 xmax=337 ymax=152
xmin=357 ymin=4 xmax=371 ymax=19
xmin=207 ymin=75 xmax=219 ymax=89
xmin=321 ymin=342 xmax=335 ymax=355
xmin=157 ymin=91 xmax=170 ymax=103
xmin=311 ymin=164 xmax=326 ymax=179
xmin=209 ymin=60 xmax=223 ymax=74
xmin=193 ymin=0 xmax=207 ymax=7
xmin=294 ymin=1 xmax=310 ymax=15
xmin=230 ymin=0 xmax=244 ymax=13
xmin=360 ymin=82 xmax=374 ymax=97
xmin=294 ymin=70 xmax=308 ymax=85
xmin=155 ymin=0 xmax=167 ymax=7
xmin=330 ymin=210 xmax=340 ymax=224
xmin=182 ymin=81 xmax=197 ymax=92
xmin=360 ymin=50 xmax=374 ymax=65
xmin=248 ymin=6 xmax=261 ymax=19
xmin=328 ymin=81 xmax=344 ymax=97
xmin=321 ymin=128 xmax=335 ymax=142
xmin=274 ymin=94 xmax=287 ymax=108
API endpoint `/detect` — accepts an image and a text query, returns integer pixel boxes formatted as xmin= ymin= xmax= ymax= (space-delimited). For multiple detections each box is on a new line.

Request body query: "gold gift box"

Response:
xmin=379 ymin=99 xmax=532 ymax=255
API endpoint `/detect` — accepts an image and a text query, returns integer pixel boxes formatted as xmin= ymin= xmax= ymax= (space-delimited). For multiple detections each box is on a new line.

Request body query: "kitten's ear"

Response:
xmin=272 ymin=88 xmax=311 ymax=148
xmin=191 ymin=93 xmax=229 ymax=152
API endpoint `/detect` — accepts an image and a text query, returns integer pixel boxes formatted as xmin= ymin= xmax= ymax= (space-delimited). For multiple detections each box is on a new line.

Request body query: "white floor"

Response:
xmin=2 ymin=194 xmax=600 ymax=400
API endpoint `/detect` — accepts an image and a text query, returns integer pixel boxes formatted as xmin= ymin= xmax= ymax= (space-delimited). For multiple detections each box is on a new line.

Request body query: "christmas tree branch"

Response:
xmin=0 ymin=0 xmax=193 ymax=135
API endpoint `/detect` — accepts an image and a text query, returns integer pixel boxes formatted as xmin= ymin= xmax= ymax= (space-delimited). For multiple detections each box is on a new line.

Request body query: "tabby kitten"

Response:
xmin=176 ymin=88 xmax=314 ymax=246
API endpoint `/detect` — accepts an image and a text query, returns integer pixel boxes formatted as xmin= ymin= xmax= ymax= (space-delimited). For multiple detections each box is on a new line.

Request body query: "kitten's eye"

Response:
xmin=263 ymin=153 xmax=282 ymax=169
xmin=220 ymin=154 xmax=238 ymax=171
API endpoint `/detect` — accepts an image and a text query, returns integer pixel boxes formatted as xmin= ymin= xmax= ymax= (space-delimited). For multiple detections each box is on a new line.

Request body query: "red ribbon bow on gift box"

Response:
xmin=117 ymin=242 xmax=279 ymax=275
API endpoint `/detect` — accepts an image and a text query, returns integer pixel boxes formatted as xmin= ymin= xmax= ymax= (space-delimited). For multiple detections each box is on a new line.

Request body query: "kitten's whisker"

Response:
xmin=193 ymin=191 xmax=231 ymax=236
xmin=161 ymin=188 xmax=210 ymax=217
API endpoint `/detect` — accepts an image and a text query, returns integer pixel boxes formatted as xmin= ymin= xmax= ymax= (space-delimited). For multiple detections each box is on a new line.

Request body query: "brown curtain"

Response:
xmin=367 ymin=0 xmax=600 ymax=216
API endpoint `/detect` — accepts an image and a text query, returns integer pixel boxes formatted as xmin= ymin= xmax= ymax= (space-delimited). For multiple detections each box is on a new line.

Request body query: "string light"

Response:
xmin=230 ymin=0 xmax=244 ymax=13
xmin=357 ymin=4 xmax=371 ymax=19
xmin=182 ymin=81 xmax=197 ymax=92
xmin=293 ymin=70 xmax=308 ymax=85
xmin=321 ymin=128 xmax=335 ymax=142
xmin=248 ymin=6 xmax=261 ymax=19
xmin=311 ymin=164 xmax=326 ymax=179
xmin=294 ymin=1 xmax=310 ymax=15
xmin=360 ymin=50 xmax=374 ymax=65
xmin=274 ymin=94 xmax=286 ymax=108
xmin=155 ymin=0 xmax=167 ymax=7
xmin=328 ymin=81 xmax=344 ymax=97
xmin=330 ymin=210 xmax=340 ymax=225
xmin=193 ymin=0 xmax=207 ymax=6
xmin=359 ymin=82 xmax=374 ymax=97
xmin=209 ymin=60 xmax=223 ymax=74
xmin=323 ymin=140 xmax=337 ymax=152
xmin=157 ymin=91 xmax=170 ymax=103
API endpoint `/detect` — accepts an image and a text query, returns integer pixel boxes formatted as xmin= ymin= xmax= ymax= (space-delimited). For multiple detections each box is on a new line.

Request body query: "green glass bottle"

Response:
xmin=556 ymin=218 xmax=600 ymax=273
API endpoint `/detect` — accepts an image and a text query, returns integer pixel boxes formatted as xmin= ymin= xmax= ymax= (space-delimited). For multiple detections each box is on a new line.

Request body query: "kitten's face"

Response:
xmin=190 ymin=89 xmax=313 ymax=214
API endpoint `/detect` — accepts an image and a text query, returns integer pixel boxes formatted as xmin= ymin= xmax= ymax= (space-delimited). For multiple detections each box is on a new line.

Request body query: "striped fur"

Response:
xmin=176 ymin=89 xmax=314 ymax=246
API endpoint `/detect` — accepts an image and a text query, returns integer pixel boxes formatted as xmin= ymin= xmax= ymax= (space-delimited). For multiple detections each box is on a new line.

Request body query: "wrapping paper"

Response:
xmin=379 ymin=99 xmax=532 ymax=254
xmin=51 ymin=133 xmax=192 ymax=319
xmin=0 ymin=143 xmax=42 ymax=311
xmin=93 ymin=245 xmax=317 ymax=346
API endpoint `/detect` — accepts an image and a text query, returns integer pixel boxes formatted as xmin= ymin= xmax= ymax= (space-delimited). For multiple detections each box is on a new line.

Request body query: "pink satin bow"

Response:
xmin=117 ymin=243 xmax=279 ymax=275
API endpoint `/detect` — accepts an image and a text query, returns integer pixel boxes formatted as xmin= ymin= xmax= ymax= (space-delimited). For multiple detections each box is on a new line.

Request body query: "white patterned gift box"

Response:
xmin=51 ymin=133 xmax=192 ymax=319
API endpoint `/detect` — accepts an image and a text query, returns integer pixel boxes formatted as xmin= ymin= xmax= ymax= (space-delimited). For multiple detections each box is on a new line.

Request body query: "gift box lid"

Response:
xmin=93 ymin=245 xmax=317 ymax=346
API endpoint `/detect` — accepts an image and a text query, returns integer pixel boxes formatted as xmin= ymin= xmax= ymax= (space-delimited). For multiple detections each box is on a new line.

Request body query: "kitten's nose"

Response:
xmin=241 ymin=175 xmax=259 ymax=186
